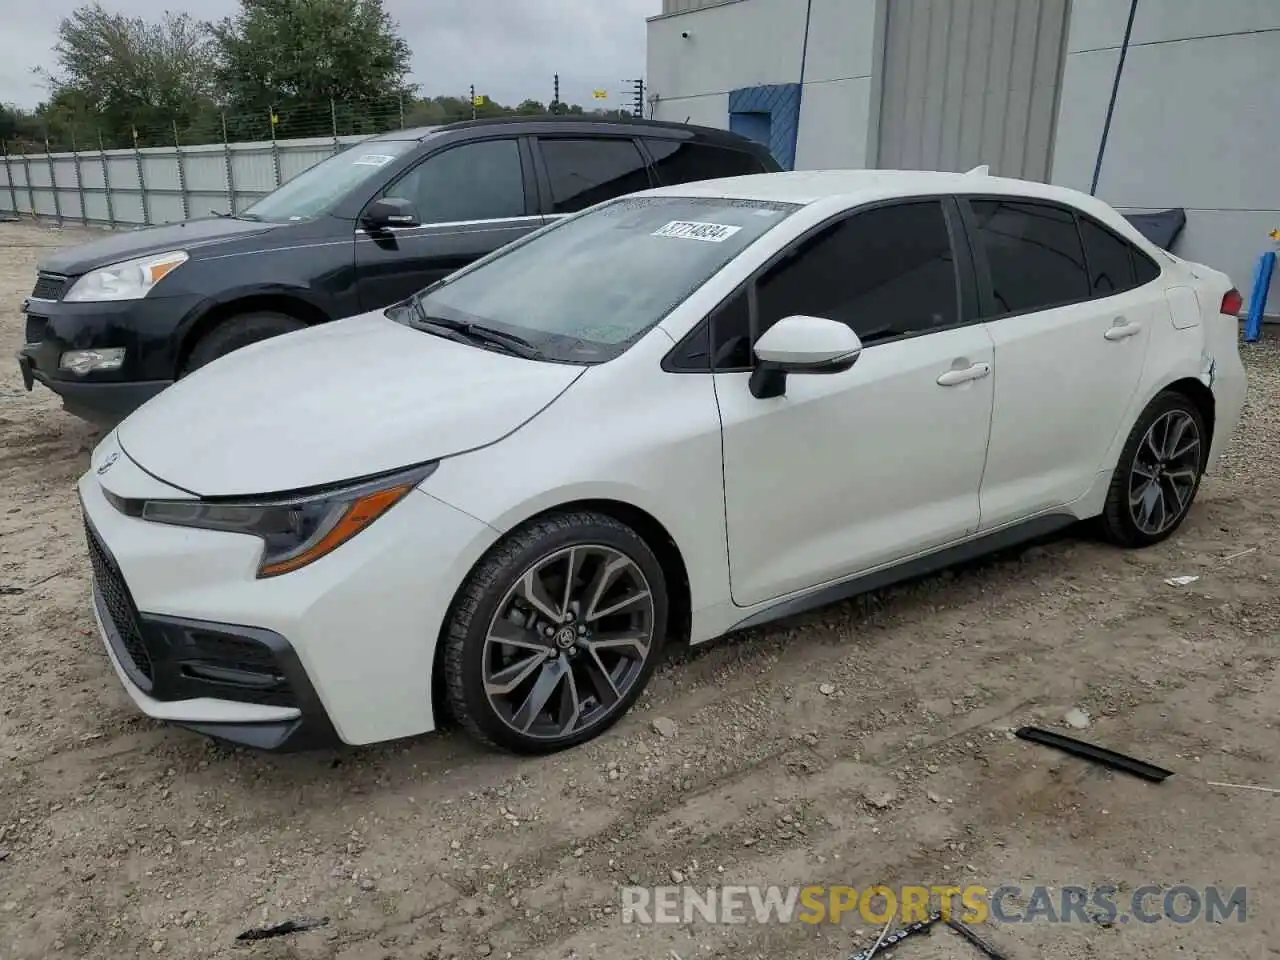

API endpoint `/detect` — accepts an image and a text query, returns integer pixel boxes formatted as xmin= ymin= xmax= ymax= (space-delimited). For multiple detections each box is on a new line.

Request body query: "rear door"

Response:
xmin=642 ymin=138 xmax=775 ymax=186
xmin=531 ymin=136 xmax=654 ymax=219
xmin=354 ymin=136 xmax=542 ymax=309
xmin=963 ymin=197 xmax=1157 ymax=529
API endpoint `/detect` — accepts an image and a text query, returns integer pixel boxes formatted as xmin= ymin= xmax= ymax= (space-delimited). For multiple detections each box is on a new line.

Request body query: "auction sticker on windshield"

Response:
xmin=352 ymin=154 xmax=396 ymax=166
xmin=652 ymin=221 xmax=743 ymax=242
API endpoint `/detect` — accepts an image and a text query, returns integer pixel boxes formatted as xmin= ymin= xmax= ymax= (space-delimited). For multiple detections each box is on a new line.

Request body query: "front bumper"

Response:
xmin=19 ymin=290 xmax=197 ymax=422
xmin=18 ymin=349 xmax=170 ymax=424
xmin=78 ymin=457 xmax=501 ymax=748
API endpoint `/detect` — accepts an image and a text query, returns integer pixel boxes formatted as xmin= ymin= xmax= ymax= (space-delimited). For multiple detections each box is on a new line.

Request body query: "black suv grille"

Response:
xmin=84 ymin=518 xmax=154 ymax=684
xmin=31 ymin=273 xmax=68 ymax=301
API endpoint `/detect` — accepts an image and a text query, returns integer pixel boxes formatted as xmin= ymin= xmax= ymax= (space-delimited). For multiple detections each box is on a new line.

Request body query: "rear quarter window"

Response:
xmin=643 ymin=139 xmax=769 ymax=186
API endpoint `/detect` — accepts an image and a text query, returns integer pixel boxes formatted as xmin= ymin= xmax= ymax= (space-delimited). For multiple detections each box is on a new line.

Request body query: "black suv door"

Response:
xmin=354 ymin=136 xmax=543 ymax=309
xmin=530 ymin=136 xmax=654 ymax=219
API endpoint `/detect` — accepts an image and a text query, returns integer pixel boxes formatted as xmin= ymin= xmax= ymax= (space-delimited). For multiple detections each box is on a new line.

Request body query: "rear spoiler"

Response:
xmin=1122 ymin=208 xmax=1186 ymax=251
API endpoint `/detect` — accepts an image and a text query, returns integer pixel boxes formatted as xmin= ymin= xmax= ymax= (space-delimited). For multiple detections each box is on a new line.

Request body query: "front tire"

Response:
xmin=182 ymin=311 xmax=307 ymax=376
xmin=443 ymin=511 xmax=668 ymax=754
xmin=1098 ymin=390 xmax=1208 ymax=547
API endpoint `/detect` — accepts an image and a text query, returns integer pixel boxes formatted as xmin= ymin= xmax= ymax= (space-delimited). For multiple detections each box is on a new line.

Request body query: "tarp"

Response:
xmin=1123 ymin=208 xmax=1186 ymax=251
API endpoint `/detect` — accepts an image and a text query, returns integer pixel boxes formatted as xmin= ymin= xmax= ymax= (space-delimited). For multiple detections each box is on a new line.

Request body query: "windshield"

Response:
xmin=238 ymin=140 xmax=417 ymax=222
xmin=402 ymin=195 xmax=801 ymax=363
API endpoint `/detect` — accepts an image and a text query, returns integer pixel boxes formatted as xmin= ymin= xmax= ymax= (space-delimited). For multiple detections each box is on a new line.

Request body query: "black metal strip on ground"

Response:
xmin=1015 ymin=726 xmax=1173 ymax=783
xmin=946 ymin=918 xmax=1011 ymax=959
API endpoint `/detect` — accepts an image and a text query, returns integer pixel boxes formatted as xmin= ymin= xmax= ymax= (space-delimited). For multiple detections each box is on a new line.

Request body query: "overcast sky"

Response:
xmin=1 ymin=0 xmax=661 ymax=110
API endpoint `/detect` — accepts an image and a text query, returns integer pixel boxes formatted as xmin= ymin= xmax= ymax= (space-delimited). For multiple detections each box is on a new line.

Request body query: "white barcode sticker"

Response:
xmin=352 ymin=154 xmax=395 ymax=166
xmin=652 ymin=220 xmax=742 ymax=242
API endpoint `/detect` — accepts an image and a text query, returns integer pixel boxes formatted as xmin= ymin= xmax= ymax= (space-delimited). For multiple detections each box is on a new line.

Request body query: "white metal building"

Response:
xmin=647 ymin=0 xmax=1280 ymax=308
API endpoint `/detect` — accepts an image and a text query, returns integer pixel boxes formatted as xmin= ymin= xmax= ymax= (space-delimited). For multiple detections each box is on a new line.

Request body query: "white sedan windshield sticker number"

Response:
xmin=652 ymin=220 xmax=742 ymax=242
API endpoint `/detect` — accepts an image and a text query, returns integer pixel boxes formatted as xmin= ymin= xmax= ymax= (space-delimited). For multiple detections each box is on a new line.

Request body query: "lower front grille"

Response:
xmin=23 ymin=314 xmax=48 ymax=345
xmin=179 ymin=630 xmax=297 ymax=707
xmin=84 ymin=518 xmax=154 ymax=685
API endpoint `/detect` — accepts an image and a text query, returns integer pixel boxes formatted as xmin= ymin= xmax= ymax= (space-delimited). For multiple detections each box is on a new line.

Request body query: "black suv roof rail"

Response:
xmin=381 ymin=115 xmax=761 ymax=148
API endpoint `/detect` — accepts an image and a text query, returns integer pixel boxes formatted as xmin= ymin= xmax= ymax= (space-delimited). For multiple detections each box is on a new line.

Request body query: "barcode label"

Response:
xmin=652 ymin=220 xmax=742 ymax=242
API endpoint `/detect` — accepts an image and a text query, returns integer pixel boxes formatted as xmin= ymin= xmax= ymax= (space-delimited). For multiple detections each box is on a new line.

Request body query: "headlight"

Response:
xmin=139 ymin=463 xmax=436 ymax=578
xmin=60 ymin=347 xmax=126 ymax=375
xmin=64 ymin=250 xmax=188 ymax=302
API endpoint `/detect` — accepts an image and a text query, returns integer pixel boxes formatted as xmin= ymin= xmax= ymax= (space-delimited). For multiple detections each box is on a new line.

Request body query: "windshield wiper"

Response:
xmin=407 ymin=298 xmax=541 ymax=358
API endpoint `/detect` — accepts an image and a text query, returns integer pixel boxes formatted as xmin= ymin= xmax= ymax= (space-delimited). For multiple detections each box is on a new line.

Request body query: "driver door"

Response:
xmin=354 ymin=137 xmax=544 ymax=310
xmin=712 ymin=199 xmax=997 ymax=607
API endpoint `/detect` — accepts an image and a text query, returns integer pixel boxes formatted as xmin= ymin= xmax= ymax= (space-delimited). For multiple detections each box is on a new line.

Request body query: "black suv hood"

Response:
xmin=37 ymin=217 xmax=284 ymax=276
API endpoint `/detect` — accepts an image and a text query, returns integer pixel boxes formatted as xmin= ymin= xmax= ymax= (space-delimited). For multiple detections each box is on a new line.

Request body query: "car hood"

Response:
xmin=116 ymin=311 xmax=586 ymax=498
xmin=37 ymin=217 xmax=282 ymax=275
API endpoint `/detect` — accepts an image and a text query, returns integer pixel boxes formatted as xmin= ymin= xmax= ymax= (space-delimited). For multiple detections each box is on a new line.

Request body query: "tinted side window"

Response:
xmin=384 ymin=139 xmax=525 ymax=223
xmin=1132 ymin=247 xmax=1162 ymax=286
xmin=969 ymin=199 xmax=1089 ymax=315
xmin=538 ymin=138 xmax=650 ymax=214
xmin=752 ymin=201 xmax=959 ymax=347
xmin=1079 ymin=216 xmax=1137 ymax=296
xmin=644 ymin=139 xmax=767 ymax=186
xmin=710 ymin=290 xmax=752 ymax=370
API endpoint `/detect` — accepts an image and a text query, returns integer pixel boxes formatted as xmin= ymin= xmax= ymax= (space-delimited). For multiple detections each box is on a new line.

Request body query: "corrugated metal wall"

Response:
xmin=876 ymin=0 xmax=1070 ymax=180
xmin=0 ymin=133 xmax=391 ymax=228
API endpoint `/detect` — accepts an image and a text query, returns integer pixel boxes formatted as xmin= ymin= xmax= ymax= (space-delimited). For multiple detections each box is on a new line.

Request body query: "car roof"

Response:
xmin=371 ymin=115 xmax=762 ymax=148
xmin=641 ymin=168 xmax=1118 ymax=219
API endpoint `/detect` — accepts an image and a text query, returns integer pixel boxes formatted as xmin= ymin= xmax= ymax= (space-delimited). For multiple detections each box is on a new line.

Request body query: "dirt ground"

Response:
xmin=2 ymin=217 xmax=1279 ymax=960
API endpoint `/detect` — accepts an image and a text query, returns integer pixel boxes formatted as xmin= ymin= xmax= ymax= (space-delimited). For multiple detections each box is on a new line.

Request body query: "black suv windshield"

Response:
xmin=238 ymin=140 xmax=417 ymax=222
xmin=400 ymin=195 xmax=800 ymax=363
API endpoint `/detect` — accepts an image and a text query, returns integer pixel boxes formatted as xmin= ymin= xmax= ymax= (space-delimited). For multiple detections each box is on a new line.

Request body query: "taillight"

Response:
xmin=1221 ymin=288 xmax=1244 ymax=317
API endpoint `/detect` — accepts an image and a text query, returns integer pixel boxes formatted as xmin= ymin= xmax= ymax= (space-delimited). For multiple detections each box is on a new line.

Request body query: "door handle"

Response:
xmin=1104 ymin=318 xmax=1142 ymax=341
xmin=936 ymin=362 xmax=991 ymax=386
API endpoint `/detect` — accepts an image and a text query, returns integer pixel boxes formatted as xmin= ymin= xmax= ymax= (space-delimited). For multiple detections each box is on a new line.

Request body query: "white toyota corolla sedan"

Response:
xmin=78 ymin=169 xmax=1247 ymax=754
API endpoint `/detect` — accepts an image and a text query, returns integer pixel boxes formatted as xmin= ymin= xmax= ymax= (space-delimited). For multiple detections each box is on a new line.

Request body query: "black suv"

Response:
xmin=17 ymin=116 xmax=780 ymax=424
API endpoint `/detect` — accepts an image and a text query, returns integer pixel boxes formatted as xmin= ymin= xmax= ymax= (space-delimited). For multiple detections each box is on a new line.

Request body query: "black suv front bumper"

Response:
xmin=18 ymin=283 xmax=195 ymax=424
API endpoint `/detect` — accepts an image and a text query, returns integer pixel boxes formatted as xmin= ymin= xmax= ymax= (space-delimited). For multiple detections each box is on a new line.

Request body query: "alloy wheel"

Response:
xmin=1128 ymin=408 xmax=1202 ymax=536
xmin=482 ymin=544 xmax=655 ymax=741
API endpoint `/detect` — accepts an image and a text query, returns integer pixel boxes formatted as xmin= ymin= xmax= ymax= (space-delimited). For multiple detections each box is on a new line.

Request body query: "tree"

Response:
xmin=212 ymin=0 xmax=412 ymax=138
xmin=41 ymin=3 xmax=218 ymax=147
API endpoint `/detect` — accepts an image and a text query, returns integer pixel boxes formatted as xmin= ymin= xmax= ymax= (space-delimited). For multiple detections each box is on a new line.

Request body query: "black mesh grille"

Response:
xmin=181 ymin=631 xmax=297 ymax=708
xmin=23 ymin=314 xmax=48 ymax=345
xmin=31 ymin=274 xmax=68 ymax=301
xmin=84 ymin=518 xmax=154 ymax=683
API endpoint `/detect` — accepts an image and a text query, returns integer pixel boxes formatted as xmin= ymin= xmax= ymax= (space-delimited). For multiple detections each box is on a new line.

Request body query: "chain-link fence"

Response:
xmin=0 ymin=94 xmax=632 ymax=228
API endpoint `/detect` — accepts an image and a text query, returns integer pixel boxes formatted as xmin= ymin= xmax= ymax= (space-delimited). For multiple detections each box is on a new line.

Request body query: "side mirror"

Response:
xmin=362 ymin=196 xmax=420 ymax=230
xmin=749 ymin=315 xmax=862 ymax=399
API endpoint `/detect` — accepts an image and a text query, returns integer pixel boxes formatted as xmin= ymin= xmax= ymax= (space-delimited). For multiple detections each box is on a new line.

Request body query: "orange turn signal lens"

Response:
xmin=258 ymin=483 xmax=414 ymax=577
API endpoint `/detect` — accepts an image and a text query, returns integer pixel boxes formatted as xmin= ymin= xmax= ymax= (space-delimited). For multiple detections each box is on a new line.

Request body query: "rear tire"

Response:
xmin=442 ymin=511 xmax=668 ymax=755
xmin=181 ymin=312 xmax=307 ymax=375
xmin=1098 ymin=390 xmax=1207 ymax=548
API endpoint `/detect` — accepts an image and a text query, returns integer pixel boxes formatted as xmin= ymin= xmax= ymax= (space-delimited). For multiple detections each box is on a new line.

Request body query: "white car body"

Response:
xmin=78 ymin=169 xmax=1247 ymax=751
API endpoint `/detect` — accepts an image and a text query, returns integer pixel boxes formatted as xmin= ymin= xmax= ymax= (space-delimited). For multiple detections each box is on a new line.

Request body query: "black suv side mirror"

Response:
xmin=362 ymin=197 xmax=420 ymax=230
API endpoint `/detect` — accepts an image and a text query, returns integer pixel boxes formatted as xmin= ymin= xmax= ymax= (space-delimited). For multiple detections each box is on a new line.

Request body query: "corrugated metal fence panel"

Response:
xmin=182 ymin=147 xmax=230 ymax=193
xmin=0 ymin=131 xmax=384 ymax=226
xmin=877 ymin=0 xmax=1069 ymax=180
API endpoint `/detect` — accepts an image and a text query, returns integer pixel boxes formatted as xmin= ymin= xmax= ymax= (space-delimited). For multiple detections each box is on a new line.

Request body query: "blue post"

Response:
xmin=1245 ymin=250 xmax=1276 ymax=343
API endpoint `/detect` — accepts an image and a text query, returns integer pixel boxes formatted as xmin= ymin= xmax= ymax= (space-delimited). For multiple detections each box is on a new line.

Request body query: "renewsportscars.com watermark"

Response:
xmin=620 ymin=884 xmax=1247 ymax=926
